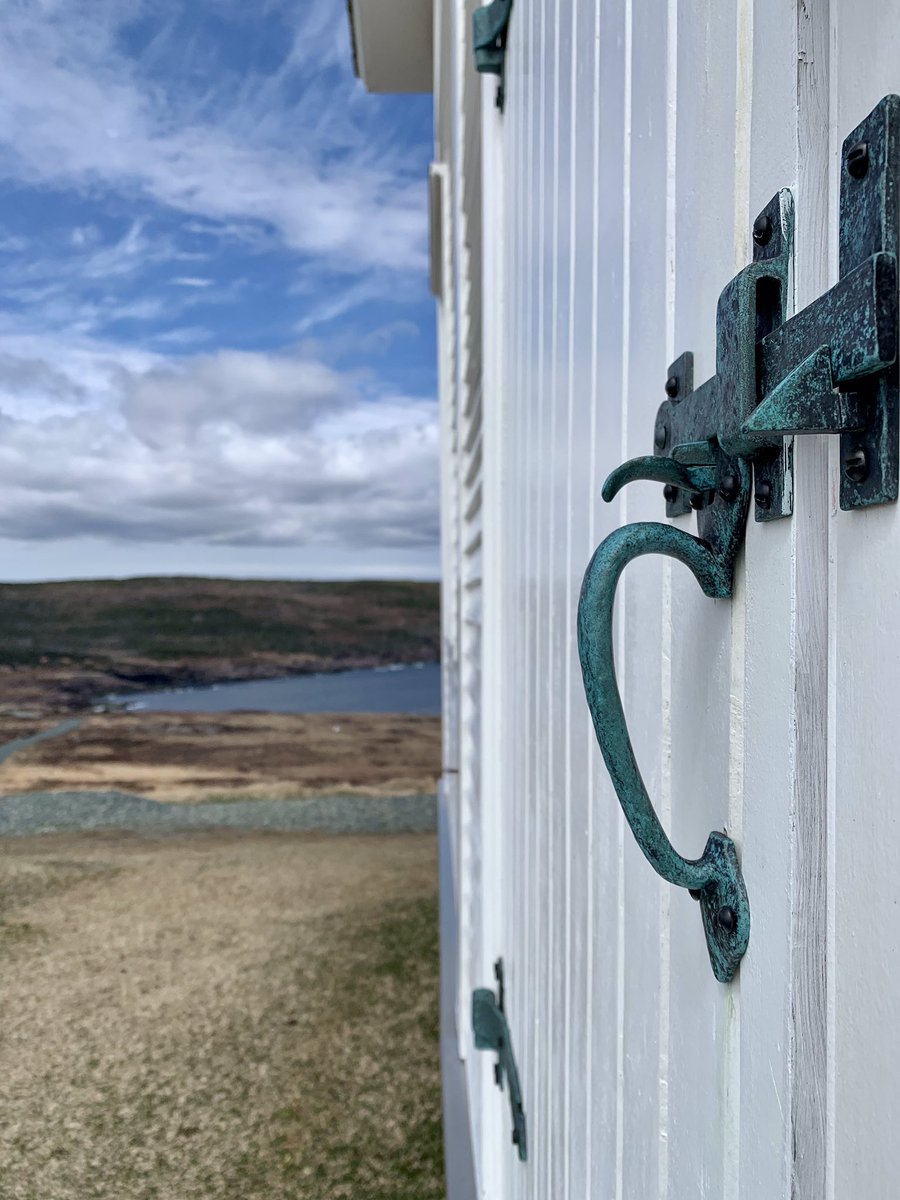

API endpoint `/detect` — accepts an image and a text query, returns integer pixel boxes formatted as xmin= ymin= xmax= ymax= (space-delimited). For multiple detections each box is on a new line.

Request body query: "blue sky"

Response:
xmin=0 ymin=0 xmax=437 ymax=580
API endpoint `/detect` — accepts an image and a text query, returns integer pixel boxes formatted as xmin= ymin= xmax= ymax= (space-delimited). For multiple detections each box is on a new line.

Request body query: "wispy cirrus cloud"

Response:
xmin=0 ymin=0 xmax=428 ymax=274
xmin=0 ymin=1 xmax=438 ymax=579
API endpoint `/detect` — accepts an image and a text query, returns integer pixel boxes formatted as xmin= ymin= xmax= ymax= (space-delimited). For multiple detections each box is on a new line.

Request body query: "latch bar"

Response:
xmin=757 ymin=252 xmax=897 ymax=396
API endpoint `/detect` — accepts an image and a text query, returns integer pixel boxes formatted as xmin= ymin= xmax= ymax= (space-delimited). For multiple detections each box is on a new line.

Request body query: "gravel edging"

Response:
xmin=0 ymin=790 xmax=437 ymax=837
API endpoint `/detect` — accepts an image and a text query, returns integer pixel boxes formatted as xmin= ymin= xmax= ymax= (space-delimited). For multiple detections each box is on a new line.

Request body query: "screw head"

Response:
xmin=754 ymin=480 xmax=772 ymax=508
xmin=847 ymin=141 xmax=869 ymax=180
xmin=654 ymin=422 xmax=668 ymax=451
xmin=663 ymin=484 xmax=678 ymax=504
xmin=719 ymin=473 xmax=739 ymax=502
xmin=844 ymin=446 xmax=869 ymax=483
xmin=664 ymin=375 xmax=679 ymax=398
xmin=752 ymin=214 xmax=772 ymax=247
xmin=717 ymin=906 xmax=737 ymax=934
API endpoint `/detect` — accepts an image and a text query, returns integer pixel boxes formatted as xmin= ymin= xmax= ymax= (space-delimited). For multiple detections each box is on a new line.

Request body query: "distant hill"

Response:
xmin=0 ymin=577 xmax=440 ymax=713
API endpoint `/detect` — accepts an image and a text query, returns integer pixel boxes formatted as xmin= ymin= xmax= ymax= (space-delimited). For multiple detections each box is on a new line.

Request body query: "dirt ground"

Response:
xmin=0 ymin=830 xmax=444 ymax=1199
xmin=0 ymin=712 xmax=442 ymax=801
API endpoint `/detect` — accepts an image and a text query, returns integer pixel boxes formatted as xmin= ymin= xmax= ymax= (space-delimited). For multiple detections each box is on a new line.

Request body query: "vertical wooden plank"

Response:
xmin=433 ymin=9 xmax=472 ymax=1184
xmin=828 ymin=8 xmax=900 ymax=1196
xmin=438 ymin=0 xmax=462 ymax=889
xmin=564 ymin=0 xmax=601 ymax=1193
xmin=588 ymin=0 xmax=630 ymax=1195
xmin=503 ymin=6 xmax=528 ymax=1196
xmin=547 ymin=2 xmax=574 ymax=1195
xmin=448 ymin=0 xmax=468 ymax=1065
xmin=787 ymin=4 xmax=832 ymax=1198
xmin=453 ymin=3 xmax=491 ymax=1183
xmin=480 ymin=50 xmax=512 ymax=1199
xmin=666 ymin=2 xmax=738 ymax=1195
xmin=735 ymin=2 xmax=810 ymax=1199
xmin=517 ymin=8 xmax=541 ymax=1194
xmin=521 ymin=1 xmax=540 ymax=1194
xmin=498 ymin=1 xmax=532 ymax=1195
xmin=618 ymin=0 xmax=671 ymax=1192
xmin=534 ymin=0 xmax=553 ymax=1190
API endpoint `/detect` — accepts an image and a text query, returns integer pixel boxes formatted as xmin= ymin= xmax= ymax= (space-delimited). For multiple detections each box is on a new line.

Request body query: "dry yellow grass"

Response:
xmin=0 ymin=711 xmax=442 ymax=802
xmin=0 ymin=830 xmax=444 ymax=1199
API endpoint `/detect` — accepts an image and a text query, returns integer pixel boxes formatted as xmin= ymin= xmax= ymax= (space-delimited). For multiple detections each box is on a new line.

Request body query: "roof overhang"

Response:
xmin=347 ymin=0 xmax=433 ymax=93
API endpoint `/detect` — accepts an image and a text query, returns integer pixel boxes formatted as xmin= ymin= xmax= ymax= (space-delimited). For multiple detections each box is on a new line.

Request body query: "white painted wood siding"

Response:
xmin=436 ymin=0 xmax=501 ymax=1182
xmin=828 ymin=7 xmax=900 ymax=1196
xmin=437 ymin=1 xmax=900 ymax=1197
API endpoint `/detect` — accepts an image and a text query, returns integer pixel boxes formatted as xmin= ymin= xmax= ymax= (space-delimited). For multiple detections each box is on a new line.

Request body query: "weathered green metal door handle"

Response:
xmin=577 ymin=464 xmax=752 ymax=984
xmin=575 ymin=187 xmax=792 ymax=984
xmin=577 ymin=97 xmax=900 ymax=984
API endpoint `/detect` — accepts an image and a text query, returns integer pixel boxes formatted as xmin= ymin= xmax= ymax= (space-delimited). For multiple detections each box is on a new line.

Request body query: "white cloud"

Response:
xmin=0 ymin=1 xmax=429 ymax=274
xmin=0 ymin=220 xmax=216 ymax=347
xmin=70 ymin=224 xmax=101 ymax=249
xmin=0 ymin=3 xmax=437 ymax=580
xmin=0 ymin=338 xmax=439 ymax=554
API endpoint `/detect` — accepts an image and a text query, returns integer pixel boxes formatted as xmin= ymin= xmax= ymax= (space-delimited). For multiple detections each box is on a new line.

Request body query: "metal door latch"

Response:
xmin=472 ymin=959 xmax=527 ymax=1161
xmin=578 ymin=95 xmax=899 ymax=983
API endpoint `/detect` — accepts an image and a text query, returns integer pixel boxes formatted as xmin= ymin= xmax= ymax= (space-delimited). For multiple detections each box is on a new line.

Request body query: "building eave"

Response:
xmin=347 ymin=0 xmax=433 ymax=94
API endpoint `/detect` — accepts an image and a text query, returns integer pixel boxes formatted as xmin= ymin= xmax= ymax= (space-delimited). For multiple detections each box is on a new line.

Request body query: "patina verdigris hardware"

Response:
xmin=472 ymin=959 xmax=526 ymax=1160
xmin=472 ymin=0 xmax=513 ymax=110
xmin=578 ymin=95 xmax=900 ymax=984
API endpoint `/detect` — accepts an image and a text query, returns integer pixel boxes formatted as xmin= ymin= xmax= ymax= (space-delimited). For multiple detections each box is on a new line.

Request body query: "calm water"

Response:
xmin=107 ymin=662 xmax=442 ymax=715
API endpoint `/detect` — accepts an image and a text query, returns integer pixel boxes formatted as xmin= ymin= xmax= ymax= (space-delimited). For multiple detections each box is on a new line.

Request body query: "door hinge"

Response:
xmin=472 ymin=958 xmax=527 ymax=1160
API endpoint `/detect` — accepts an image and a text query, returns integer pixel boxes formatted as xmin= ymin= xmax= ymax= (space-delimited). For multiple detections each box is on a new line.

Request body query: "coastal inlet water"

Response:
xmin=106 ymin=662 xmax=442 ymax=716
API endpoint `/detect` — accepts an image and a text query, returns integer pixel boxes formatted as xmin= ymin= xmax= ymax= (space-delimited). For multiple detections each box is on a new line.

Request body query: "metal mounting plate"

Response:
xmin=838 ymin=96 xmax=900 ymax=508
xmin=750 ymin=190 xmax=795 ymax=522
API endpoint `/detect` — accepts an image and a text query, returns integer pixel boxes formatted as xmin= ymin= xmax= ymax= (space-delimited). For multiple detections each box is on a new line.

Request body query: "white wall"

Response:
xmin=438 ymin=1 xmax=900 ymax=1197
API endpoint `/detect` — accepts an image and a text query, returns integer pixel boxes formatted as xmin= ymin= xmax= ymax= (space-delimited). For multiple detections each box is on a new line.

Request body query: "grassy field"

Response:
xmin=0 ymin=577 xmax=439 ymax=666
xmin=0 ymin=712 xmax=442 ymax=801
xmin=0 ymin=577 xmax=446 ymax=1197
xmin=0 ymin=830 xmax=444 ymax=1200
xmin=0 ymin=577 xmax=439 ymax=712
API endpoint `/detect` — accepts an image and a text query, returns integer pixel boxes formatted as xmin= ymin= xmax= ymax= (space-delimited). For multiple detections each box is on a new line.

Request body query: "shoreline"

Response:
xmin=0 ymin=575 xmax=439 ymax=715
xmin=103 ymin=657 xmax=440 ymax=708
xmin=0 ymin=652 xmax=441 ymax=717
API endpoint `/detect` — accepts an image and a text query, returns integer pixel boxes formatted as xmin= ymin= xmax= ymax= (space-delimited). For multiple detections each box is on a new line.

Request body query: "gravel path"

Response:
xmin=0 ymin=789 xmax=437 ymax=837
xmin=0 ymin=717 xmax=82 ymax=764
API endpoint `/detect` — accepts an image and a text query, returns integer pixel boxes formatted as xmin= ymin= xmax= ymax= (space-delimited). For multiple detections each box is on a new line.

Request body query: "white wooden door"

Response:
xmin=450 ymin=0 xmax=900 ymax=1197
